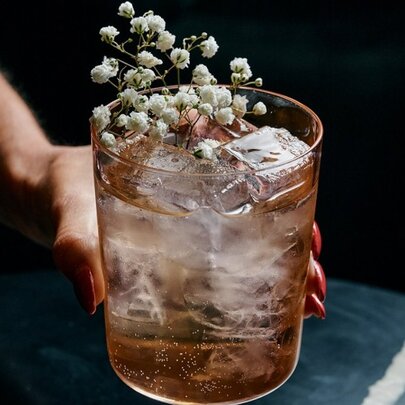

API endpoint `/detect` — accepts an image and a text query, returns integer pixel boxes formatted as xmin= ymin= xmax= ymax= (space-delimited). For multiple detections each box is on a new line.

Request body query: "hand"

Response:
xmin=29 ymin=145 xmax=104 ymax=315
xmin=0 ymin=74 xmax=102 ymax=315
xmin=304 ymin=221 xmax=326 ymax=319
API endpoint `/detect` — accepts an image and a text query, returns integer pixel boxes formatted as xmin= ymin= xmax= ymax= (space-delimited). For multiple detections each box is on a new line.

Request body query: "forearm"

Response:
xmin=0 ymin=73 xmax=54 ymax=242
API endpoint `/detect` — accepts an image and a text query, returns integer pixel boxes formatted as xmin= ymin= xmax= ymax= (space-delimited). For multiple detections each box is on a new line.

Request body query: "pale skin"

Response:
xmin=0 ymin=73 xmax=325 ymax=317
xmin=0 ymin=73 xmax=103 ymax=313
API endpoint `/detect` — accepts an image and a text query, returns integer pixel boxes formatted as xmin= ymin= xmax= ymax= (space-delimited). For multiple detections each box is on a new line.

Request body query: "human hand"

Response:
xmin=0 ymin=74 xmax=102 ymax=315
xmin=33 ymin=145 xmax=103 ymax=314
xmin=304 ymin=221 xmax=326 ymax=319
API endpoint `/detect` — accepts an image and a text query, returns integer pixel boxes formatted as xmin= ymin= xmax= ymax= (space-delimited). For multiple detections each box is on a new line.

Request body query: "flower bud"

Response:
xmin=231 ymin=72 xmax=241 ymax=84
xmin=255 ymin=77 xmax=263 ymax=87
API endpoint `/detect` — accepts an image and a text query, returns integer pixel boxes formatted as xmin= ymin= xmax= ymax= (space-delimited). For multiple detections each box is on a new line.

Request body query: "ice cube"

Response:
xmin=175 ymin=110 xmax=257 ymax=151
xmin=221 ymin=126 xmax=309 ymax=170
xmin=213 ymin=126 xmax=314 ymax=214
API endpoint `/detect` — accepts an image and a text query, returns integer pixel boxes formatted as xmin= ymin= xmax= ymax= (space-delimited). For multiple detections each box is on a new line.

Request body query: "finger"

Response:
xmin=52 ymin=197 xmax=104 ymax=314
xmin=312 ymin=221 xmax=322 ymax=260
xmin=304 ymin=293 xmax=326 ymax=319
xmin=305 ymin=253 xmax=327 ymax=319
xmin=313 ymin=259 xmax=326 ymax=302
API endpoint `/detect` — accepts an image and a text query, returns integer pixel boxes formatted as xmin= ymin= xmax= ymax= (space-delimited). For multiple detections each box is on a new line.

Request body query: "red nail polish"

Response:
xmin=312 ymin=221 xmax=322 ymax=260
xmin=73 ymin=267 xmax=96 ymax=315
xmin=313 ymin=260 xmax=327 ymax=302
xmin=305 ymin=293 xmax=326 ymax=319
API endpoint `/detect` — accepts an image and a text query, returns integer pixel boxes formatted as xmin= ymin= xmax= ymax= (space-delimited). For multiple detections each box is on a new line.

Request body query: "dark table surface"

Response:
xmin=0 ymin=271 xmax=404 ymax=405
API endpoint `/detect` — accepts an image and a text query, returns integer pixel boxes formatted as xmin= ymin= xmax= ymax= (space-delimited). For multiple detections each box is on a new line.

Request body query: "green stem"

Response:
xmin=177 ymin=68 xmax=181 ymax=87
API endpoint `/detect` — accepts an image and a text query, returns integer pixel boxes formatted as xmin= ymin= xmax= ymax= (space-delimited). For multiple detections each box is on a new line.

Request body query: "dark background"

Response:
xmin=0 ymin=0 xmax=404 ymax=292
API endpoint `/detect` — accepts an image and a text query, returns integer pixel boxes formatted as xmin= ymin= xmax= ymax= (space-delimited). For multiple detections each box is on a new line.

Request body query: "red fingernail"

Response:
xmin=305 ymin=293 xmax=326 ymax=319
xmin=312 ymin=221 xmax=322 ymax=260
xmin=313 ymin=260 xmax=327 ymax=302
xmin=73 ymin=267 xmax=96 ymax=315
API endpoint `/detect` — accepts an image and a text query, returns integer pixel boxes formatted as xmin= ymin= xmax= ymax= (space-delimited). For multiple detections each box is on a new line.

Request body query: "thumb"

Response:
xmin=52 ymin=199 xmax=104 ymax=315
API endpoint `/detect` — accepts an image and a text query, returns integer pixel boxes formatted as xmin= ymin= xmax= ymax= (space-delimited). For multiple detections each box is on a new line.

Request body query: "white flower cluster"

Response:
xmin=91 ymin=1 xmax=267 ymax=158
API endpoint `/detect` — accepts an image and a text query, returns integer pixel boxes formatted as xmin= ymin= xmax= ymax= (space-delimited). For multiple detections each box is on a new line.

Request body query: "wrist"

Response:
xmin=0 ymin=73 xmax=59 ymax=245
xmin=0 ymin=139 xmax=56 ymax=245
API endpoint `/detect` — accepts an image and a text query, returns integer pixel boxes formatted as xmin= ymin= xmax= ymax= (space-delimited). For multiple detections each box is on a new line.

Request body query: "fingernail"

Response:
xmin=312 ymin=221 xmax=322 ymax=260
xmin=73 ymin=267 xmax=96 ymax=315
xmin=313 ymin=260 xmax=327 ymax=302
xmin=305 ymin=293 xmax=326 ymax=319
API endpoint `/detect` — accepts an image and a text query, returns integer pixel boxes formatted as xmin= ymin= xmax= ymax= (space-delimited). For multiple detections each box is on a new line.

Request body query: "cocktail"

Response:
xmin=90 ymin=3 xmax=323 ymax=404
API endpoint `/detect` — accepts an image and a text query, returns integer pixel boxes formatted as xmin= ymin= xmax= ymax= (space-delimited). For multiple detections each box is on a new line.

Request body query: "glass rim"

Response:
xmin=90 ymin=85 xmax=323 ymax=177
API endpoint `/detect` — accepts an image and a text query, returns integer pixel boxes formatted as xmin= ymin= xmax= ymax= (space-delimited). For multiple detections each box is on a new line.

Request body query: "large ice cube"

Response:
xmin=213 ymin=126 xmax=314 ymax=214
xmin=222 ymin=126 xmax=309 ymax=170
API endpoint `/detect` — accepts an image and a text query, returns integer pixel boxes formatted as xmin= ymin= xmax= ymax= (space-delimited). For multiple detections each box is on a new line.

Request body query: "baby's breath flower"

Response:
xmin=126 ymin=111 xmax=150 ymax=133
xmin=253 ymin=101 xmax=267 ymax=115
xmin=215 ymin=107 xmax=235 ymax=126
xmin=173 ymin=91 xmax=191 ymax=111
xmin=170 ymin=48 xmax=190 ymax=70
xmin=116 ymin=114 xmax=129 ymax=127
xmin=119 ymin=88 xmax=138 ymax=107
xmin=179 ymin=85 xmax=195 ymax=94
xmin=100 ymin=131 xmax=117 ymax=148
xmin=91 ymin=65 xmax=113 ymax=84
xmin=149 ymin=94 xmax=167 ymax=116
xmin=231 ymin=72 xmax=242 ymax=85
xmin=92 ymin=105 xmax=111 ymax=130
xmin=192 ymin=64 xmax=215 ymax=86
xmin=232 ymin=94 xmax=248 ymax=118
xmin=141 ymin=68 xmax=156 ymax=83
xmin=200 ymin=36 xmax=219 ymax=58
xmin=161 ymin=108 xmax=179 ymax=125
xmin=118 ymin=2 xmax=135 ymax=18
xmin=134 ymin=95 xmax=150 ymax=113
xmin=193 ymin=139 xmax=221 ymax=160
xmin=91 ymin=57 xmax=119 ymax=84
xmin=230 ymin=57 xmax=252 ymax=79
xmin=123 ymin=69 xmax=142 ymax=88
xmin=177 ymin=88 xmax=199 ymax=107
xmin=189 ymin=93 xmax=200 ymax=107
xmin=145 ymin=14 xmax=166 ymax=33
xmin=149 ymin=119 xmax=168 ymax=140
xmin=198 ymin=103 xmax=213 ymax=116
xmin=130 ymin=17 xmax=148 ymax=34
xmin=99 ymin=26 xmax=120 ymax=44
xmin=215 ymin=87 xmax=232 ymax=109
xmin=199 ymin=85 xmax=218 ymax=107
xmin=137 ymin=51 xmax=163 ymax=68
xmin=156 ymin=31 xmax=176 ymax=52
xmin=91 ymin=3 xmax=265 ymax=151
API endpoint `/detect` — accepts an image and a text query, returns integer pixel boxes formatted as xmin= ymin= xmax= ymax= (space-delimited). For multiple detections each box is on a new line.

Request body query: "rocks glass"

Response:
xmin=91 ymin=87 xmax=323 ymax=404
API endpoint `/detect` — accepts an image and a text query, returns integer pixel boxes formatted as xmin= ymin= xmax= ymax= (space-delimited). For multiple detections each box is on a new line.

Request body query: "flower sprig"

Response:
xmin=91 ymin=1 xmax=267 ymax=157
